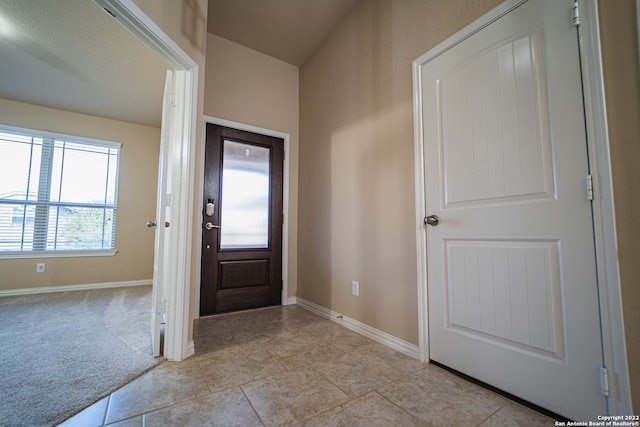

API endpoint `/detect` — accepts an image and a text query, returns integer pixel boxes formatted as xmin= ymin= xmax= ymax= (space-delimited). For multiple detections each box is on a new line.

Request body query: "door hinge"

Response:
xmin=600 ymin=367 xmax=611 ymax=397
xmin=170 ymin=93 xmax=177 ymax=108
xmin=572 ymin=1 xmax=580 ymax=27
xmin=586 ymin=174 xmax=594 ymax=201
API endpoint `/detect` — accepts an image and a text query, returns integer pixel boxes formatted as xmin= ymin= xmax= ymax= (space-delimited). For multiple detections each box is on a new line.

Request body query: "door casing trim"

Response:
xmin=577 ymin=0 xmax=632 ymax=415
xmin=195 ymin=115 xmax=291 ymax=318
xmin=412 ymin=0 xmax=631 ymax=415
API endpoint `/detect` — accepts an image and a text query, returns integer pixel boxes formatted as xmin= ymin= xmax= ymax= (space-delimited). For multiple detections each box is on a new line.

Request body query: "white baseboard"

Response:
xmin=0 ymin=279 xmax=153 ymax=297
xmin=184 ymin=340 xmax=196 ymax=360
xmin=284 ymin=296 xmax=297 ymax=306
xmin=296 ymin=298 xmax=420 ymax=360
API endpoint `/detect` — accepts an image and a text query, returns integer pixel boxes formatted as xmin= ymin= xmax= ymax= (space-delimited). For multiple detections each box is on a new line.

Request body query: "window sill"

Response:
xmin=0 ymin=250 xmax=117 ymax=260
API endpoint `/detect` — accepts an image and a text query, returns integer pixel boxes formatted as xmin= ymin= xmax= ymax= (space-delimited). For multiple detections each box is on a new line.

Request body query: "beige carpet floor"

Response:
xmin=0 ymin=285 xmax=161 ymax=427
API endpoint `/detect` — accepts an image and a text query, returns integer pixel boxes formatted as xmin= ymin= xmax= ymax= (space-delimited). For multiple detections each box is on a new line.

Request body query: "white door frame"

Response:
xmin=194 ymin=116 xmax=292 ymax=319
xmin=94 ymin=0 xmax=199 ymax=361
xmin=412 ymin=0 xmax=632 ymax=415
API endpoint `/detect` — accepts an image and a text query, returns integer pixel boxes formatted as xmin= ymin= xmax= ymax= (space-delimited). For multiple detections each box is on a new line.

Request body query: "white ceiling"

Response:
xmin=0 ymin=0 xmax=357 ymax=128
xmin=0 ymin=0 xmax=169 ymax=127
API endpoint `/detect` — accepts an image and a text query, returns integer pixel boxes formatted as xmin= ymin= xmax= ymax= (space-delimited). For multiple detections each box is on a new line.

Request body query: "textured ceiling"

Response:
xmin=207 ymin=0 xmax=358 ymax=65
xmin=0 ymin=0 xmax=168 ymax=127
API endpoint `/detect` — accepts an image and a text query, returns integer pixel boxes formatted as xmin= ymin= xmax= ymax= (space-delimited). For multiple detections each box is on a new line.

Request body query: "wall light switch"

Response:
xmin=352 ymin=280 xmax=360 ymax=297
xmin=36 ymin=263 xmax=45 ymax=273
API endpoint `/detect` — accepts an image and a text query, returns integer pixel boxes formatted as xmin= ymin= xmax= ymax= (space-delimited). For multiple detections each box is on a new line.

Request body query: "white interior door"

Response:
xmin=150 ymin=69 xmax=174 ymax=357
xmin=421 ymin=0 xmax=606 ymax=419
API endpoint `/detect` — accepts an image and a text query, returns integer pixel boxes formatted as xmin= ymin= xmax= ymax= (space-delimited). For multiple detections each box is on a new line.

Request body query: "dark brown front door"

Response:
xmin=200 ymin=124 xmax=284 ymax=316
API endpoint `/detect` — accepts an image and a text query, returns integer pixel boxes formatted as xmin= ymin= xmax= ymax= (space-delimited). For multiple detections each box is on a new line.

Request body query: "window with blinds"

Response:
xmin=0 ymin=125 xmax=121 ymax=257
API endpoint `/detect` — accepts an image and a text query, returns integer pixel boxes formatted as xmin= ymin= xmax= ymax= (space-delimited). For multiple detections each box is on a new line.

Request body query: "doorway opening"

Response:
xmin=95 ymin=0 xmax=199 ymax=362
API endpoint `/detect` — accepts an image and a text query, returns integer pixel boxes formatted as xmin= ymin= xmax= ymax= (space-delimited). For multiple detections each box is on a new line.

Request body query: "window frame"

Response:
xmin=0 ymin=124 xmax=121 ymax=259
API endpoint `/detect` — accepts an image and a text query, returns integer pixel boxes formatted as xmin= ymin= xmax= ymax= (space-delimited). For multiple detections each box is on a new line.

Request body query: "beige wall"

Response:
xmin=0 ymin=98 xmax=160 ymax=290
xmin=204 ymin=33 xmax=300 ymax=299
xmin=298 ymin=0 xmax=503 ymax=343
xmin=599 ymin=0 xmax=640 ymax=412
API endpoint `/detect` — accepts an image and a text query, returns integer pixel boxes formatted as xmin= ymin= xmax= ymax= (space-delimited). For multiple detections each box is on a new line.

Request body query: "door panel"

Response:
xmin=200 ymin=124 xmax=283 ymax=316
xmin=445 ymin=240 xmax=563 ymax=359
xmin=440 ymin=29 xmax=554 ymax=206
xmin=421 ymin=0 xmax=606 ymax=419
xmin=150 ymin=69 xmax=173 ymax=357
xmin=218 ymin=259 xmax=269 ymax=290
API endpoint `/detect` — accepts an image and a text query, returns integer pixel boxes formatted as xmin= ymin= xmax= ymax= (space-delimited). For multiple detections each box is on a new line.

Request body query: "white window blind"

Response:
xmin=0 ymin=126 xmax=120 ymax=256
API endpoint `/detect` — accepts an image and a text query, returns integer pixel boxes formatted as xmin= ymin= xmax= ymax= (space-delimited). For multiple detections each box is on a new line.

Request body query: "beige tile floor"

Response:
xmin=59 ymin=305 xmax=555 ymax=426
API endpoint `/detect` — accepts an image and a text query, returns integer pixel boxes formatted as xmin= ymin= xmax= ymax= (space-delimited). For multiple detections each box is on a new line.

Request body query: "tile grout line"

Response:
xmin=101 ymin=394 xmax=112 ymax=426
xmin=106 ymin=371 xmax=218 ymax=426
xmin=372 ymin=389 xmax=427 ymax=426
xmin=238 ymin=385 xmax=267 ymax=427
xmin=474 ymin=401 xmax=508 ymax=426
xmin=294 ymin=392 xmax=356 ymax=425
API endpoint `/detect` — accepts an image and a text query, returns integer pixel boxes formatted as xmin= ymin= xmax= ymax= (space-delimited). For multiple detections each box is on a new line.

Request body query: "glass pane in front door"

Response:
xmin=220 ymin=139 xmax=270 ymax=249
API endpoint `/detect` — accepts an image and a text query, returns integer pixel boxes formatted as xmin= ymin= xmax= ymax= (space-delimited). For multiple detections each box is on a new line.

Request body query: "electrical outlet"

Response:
xmin=36 ymin=263 xmax=45 ymax=273
xmin=352 ymin=280 xmax=360 ymax=296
